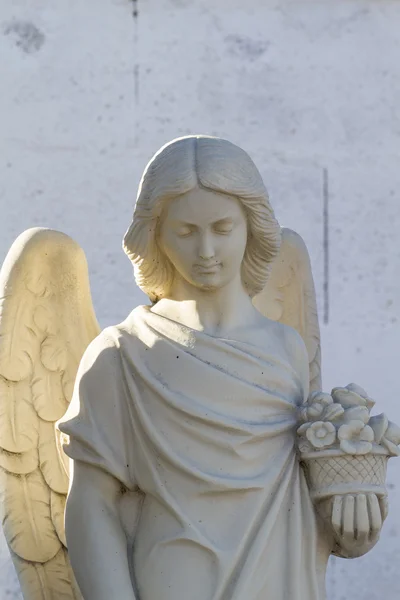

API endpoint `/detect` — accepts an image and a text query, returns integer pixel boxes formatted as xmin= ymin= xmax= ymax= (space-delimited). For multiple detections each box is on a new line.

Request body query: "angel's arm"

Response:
xmin=59 ymin=331 xmax=141 ymax=598
xmin=66 ymin=461 xmax=137 ymax=600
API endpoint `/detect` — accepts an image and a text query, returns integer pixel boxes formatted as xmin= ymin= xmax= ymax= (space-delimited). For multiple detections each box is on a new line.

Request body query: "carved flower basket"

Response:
xmin=297 ymin=385 xmax=400 ymax=502
xmin=300 ymin=447 xmax=389 ymax=501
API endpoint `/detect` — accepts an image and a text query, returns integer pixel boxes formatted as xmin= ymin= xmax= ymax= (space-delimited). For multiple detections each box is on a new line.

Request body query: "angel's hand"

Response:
xmin=330 ymin=493 xmax=388 ymax=557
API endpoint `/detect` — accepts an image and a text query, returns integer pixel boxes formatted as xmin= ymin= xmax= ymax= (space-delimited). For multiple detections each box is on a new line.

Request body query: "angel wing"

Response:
xmin=253 ymin=227 xmax=321 ymax=393
xmin=0 ymin=228 xmax=100 ymax=599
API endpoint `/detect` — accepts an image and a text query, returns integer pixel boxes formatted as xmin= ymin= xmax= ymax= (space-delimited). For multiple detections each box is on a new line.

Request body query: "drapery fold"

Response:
xmin=60 ymin=306 xmax=330 ymax=600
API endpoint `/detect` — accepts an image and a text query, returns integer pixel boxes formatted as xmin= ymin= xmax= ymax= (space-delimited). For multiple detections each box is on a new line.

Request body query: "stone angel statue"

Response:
xmin=0 ymin=136 xmax=398 ymax=600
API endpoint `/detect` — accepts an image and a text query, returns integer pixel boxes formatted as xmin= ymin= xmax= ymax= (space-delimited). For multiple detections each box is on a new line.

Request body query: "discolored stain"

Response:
xmin=224 ymin=34 xmax=269 ymax=62
xmin=3 ymin=20 xmax=45 ymax=54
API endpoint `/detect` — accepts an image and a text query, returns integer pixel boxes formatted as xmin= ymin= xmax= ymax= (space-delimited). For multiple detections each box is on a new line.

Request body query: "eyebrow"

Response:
xmin=172 ymin=217 xmax=234 ymax=227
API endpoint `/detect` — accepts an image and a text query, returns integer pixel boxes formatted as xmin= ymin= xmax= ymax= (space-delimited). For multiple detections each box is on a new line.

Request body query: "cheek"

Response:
xmin=223 ymin=229 xmax=247 ymax=261
xmin=159 ymin=233 xmax=193 ymax=270
xmin=159 ymin=229 xmax=179 ymax=259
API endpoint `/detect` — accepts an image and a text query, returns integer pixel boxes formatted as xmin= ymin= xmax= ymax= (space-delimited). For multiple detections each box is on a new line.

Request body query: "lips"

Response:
xmin=194 ymin=263 xmax=221 ymax=274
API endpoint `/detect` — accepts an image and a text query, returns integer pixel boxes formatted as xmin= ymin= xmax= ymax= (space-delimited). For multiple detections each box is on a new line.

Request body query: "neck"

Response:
xmin=156 ymin=273 xmax=256 ymax=335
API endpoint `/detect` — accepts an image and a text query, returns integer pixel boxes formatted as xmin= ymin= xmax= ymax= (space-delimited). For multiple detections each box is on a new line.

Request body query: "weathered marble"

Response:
xmin=0 ymin=136 xmax=398 ymax=599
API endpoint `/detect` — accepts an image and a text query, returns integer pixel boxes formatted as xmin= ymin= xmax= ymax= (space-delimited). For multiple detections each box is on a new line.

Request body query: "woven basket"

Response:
xmin=300 ymin=450 xmax=389 ymax=501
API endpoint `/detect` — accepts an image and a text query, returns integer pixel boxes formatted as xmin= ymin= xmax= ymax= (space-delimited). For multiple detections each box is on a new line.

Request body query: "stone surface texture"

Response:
xmin=0 ymin=1 xmax=399 ymax=598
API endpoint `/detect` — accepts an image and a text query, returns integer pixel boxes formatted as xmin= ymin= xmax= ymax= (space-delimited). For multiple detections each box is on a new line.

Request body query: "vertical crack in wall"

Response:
xmin=323 ymin=167 xmax=329 ymax=325
xmin=132 ymin=0 xmax=139 ymax=145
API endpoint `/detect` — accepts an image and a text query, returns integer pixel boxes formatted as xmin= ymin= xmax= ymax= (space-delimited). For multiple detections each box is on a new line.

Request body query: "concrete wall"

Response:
xmin=0 ymin=0 xmax=399 ymax=597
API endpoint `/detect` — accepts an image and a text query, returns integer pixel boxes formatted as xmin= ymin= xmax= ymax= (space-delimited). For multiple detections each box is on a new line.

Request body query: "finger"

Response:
xmin=342 ymin=495 xmax=356 ymax=547
xmin=355 ymin=494 xmax=369 ymax=546
xmin=331 ymin=495 xmax=343 ymax=538
xmin=367 ymin=494 xmax=382 ymax=539
xmin=379 ymin=495 xmax=389 ymax=522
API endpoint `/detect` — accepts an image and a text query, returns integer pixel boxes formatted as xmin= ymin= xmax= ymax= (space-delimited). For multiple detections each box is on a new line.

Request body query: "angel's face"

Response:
xmin=158 ymin=188 xmax=248 ymax=293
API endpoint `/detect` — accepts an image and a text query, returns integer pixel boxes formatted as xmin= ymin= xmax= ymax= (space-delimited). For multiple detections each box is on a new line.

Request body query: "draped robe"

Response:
xmin=60 ymin=305 xmax=331 ymax=600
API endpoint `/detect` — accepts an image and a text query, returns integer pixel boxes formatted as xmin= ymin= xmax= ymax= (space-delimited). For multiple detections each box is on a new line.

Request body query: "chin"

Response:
xmin=190 ymin=275 xmax=221 ymax=291
xmin=198 ymin=284 xmax=220 ymax=292
xmin=194 ymin=278 xmax=232 ymax=293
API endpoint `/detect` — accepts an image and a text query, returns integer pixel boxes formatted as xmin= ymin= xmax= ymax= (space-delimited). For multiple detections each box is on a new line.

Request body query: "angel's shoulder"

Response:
xmin=256 ymin=315 xmax=308 ymax=369
xmin=79 ymin=307 xmax=149 ymax=371
xmin=78 ymin=325 xmax=124 ymax=376
xmin=253 ymin=308 xmax=295 ymax=340
xmin=282 ymin=323 xmax=308 ymax=365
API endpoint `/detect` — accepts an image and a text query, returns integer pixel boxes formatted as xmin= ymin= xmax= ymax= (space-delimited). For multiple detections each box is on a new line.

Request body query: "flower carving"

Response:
xmin=332 ymin=383 xmax=375 ymax=411
xmin=305 ymin=421 xmax=336 ymax=449
xmin=299 ymin=391 xmax=344 ymax=423
xmin=297 ymin=384 xmax=400 ymax=459
xmin=382 ymin=439 xmax=400 ymax=457
xmin=381 ymin=421 xmax=400 ymax=456
xmin=342 ymin=406 xmax=370 ymax=424
xmin=369 ymin=413 xmax=389 ymax=443
xmin=308 ymin=392 xmax=332 ymax=415
xmin=338 ymin=420 xmax=374 ymax=455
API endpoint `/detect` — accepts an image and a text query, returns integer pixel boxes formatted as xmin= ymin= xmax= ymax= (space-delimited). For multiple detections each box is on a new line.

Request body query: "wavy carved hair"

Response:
xmin=123 ymin=135 xmax=281 ymax=302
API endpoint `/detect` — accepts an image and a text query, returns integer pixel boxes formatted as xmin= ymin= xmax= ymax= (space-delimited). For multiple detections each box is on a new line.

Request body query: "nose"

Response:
xmin=198 ymin=232 xmax=215 ymax=261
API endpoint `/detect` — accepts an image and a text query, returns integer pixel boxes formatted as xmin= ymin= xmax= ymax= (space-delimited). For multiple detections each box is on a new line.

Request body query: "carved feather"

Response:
xmin=33 ymin=305 xmax=58 ymax=337
xmin=0 ymin=447 xmax=38 ymax=475
xmin=253 ymin=228 xmax=322 ymax=393
xmin=0 ymin=378 xmax=39 ymax=453
xmin=39 ymin=420 xmax=69 ymax=495
xmin=41 ymin=336 xmax=68 ymax=373
xmin=12 ymin=548 xmax=83 ymax=600
xmin=0 ymin=293 xmax=37 ymax=382
xmin=0 ymin=468 xmax=61 ymax=563
xmin=61 ymin=372 xmax=75 ymax=405
xmin=51 ymin=491 xmax=67 ymax=547
xmin=0 ymin=228 xmax=100 ymax=599
xmin=32 ymin=364 xmax=68 ymax=422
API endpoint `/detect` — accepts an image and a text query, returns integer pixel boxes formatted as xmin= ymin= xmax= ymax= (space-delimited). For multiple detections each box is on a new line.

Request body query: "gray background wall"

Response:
xmin=0 ymin=0 xmax=399 ymax=597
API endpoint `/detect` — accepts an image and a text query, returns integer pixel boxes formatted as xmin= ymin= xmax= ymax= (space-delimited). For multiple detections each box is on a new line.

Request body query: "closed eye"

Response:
xmin=176 ymin=226 xmax=195 ymax=237
xmin=213 ymin=219 xmax=234 ymax=234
